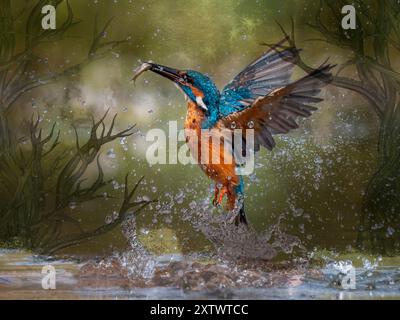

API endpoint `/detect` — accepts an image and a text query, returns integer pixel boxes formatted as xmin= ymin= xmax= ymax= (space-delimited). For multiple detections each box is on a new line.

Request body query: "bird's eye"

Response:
xmin=178 ymin=71 xmax=194 ymax=85
xmin=185 ymin=76 xmax=194 ymax=84
xmin=177 ymin=71 xmax=187 ymax=82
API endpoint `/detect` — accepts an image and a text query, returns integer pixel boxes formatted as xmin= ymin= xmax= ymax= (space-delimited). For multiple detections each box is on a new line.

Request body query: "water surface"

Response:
xmin=1 ymin=250 xmax=399 ymax=300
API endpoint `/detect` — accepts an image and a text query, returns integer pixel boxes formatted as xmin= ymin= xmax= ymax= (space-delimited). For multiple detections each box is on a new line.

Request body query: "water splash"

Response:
xmin=177 ymin=196 xmax=304 ymax=263
xmin=119 ymin=215 xmax=156 ymax=279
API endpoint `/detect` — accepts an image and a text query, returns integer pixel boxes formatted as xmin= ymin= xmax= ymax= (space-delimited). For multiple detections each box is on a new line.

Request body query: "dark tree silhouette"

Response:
xmin=269 ymin=0 xmax=400 ymax=254
xmin=0 ymin=0 xmax=127 ymax=153
xmin=0 ymin=111 xmax=153 ymax=254
xmin=0 ymin=1 xmax=150 ymax=254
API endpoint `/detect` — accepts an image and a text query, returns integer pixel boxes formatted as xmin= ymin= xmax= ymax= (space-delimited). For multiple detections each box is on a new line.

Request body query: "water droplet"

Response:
xmin=120 ymin=137 xmax=128 ymax=151
xmin=293 ymin=208 xmax=304 ymax=217
xmin=105 ymin=215 xmax=113 ymax=224
xmin=112 ymin=211 xmax=119 ymax=220
xmin=255 ymin=162 xmax=264 ymax=169
xmin=314 ymin=156 xmax=323 ymax=164
xmin=107 ymin=148 xmax=116 ymax=159
xmin=249 ymin=173 xmax=258 ymax=182
xmin=189 ymin=201 xmax=197 ymax=210
xmin=175 ymin=191 xmax=185 ymax=204
xmin=112 ymin=180 xmax=120 ymax=190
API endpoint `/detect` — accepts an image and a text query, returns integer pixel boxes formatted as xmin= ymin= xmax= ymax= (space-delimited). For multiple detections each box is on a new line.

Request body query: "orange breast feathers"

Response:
xmin=184 ymin=101 xmax=239 ymax=189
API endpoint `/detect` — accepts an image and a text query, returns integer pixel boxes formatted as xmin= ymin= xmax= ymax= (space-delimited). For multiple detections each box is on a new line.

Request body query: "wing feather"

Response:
xmin=216 ymin=64 xmax=333 ymax=154
xmin=219 ymin=38 xmax=300 ymax=117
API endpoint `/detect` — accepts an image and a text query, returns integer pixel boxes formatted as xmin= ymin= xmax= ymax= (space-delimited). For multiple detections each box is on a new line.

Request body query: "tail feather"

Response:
xmin=234 ymin=202 xmax=247 ymax=226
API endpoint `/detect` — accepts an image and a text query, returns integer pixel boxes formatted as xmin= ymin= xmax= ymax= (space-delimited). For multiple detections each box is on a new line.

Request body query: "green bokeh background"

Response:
xmin=6 ymin=0 xmax=380 ymax=256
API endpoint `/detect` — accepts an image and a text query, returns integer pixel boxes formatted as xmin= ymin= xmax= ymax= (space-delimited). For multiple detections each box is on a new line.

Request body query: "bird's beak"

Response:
xmin=148 ymin=62 xmax=182 ymax=83
xmin=131 ymin=61 xmax=190 ymax=85
xmin=132 ymin=62 xmax=208 ymax=111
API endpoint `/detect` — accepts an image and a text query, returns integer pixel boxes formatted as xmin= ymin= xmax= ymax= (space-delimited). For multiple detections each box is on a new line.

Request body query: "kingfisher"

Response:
xmin=132 ymin=39 xmax=332 ymax=226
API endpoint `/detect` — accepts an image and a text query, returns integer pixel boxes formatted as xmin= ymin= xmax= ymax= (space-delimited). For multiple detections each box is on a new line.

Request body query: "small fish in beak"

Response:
xmin=131 ymin=61 xmax=183 ymax=84
xmin=131 ymin=62 xmax=153 ymax=83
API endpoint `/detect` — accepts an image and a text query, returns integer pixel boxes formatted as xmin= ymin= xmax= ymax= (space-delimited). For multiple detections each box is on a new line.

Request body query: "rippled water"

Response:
xmin=1 ymin=250 xmax=399 ymax=300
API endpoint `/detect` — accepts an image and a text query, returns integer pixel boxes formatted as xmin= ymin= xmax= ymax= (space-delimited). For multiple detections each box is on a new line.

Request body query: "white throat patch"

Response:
xmin=196 ymin=96 xmax=208 ymax=111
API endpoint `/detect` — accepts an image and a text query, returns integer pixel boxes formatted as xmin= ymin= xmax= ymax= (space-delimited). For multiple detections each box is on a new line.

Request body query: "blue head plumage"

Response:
xmin=184 ymin=70 xmax=220 ymax=128
xmin=145 ymin=63 xmax=221 ymax=128
xmin=185 ymin=70 xmax=220 ymax=106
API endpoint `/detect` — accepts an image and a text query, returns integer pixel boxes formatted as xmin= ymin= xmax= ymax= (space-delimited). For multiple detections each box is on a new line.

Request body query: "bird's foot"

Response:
xmin=227 ymin=212 xmax=248 ymax=227
xmin=212 ymin=185 xmax=227 ymax=206
xmin=212 ymin=185 xmax=220 ymax=206
xmin=226 ymin=212 xmax=243 ymax=226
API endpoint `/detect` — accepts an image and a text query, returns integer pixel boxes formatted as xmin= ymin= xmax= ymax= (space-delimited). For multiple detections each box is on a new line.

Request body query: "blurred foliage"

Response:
xmin=299 ymin=0 xmax=400 ymax=254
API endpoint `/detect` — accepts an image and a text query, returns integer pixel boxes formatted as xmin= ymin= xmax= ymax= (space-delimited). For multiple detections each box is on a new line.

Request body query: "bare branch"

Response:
xmin=41 ymin=175 xmax=153 ymax=255
xmin=264 ymin=17 xmax=385 ymax=118
xmin=3 ymin=4 xmax=129 ymax=112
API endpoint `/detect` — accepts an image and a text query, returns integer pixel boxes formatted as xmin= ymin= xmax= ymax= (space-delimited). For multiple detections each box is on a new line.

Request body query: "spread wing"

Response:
xmin=219 ymin=38 xmax=300 ymax=118
xmin=215 ymin=65 xmax=333 ymax=154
